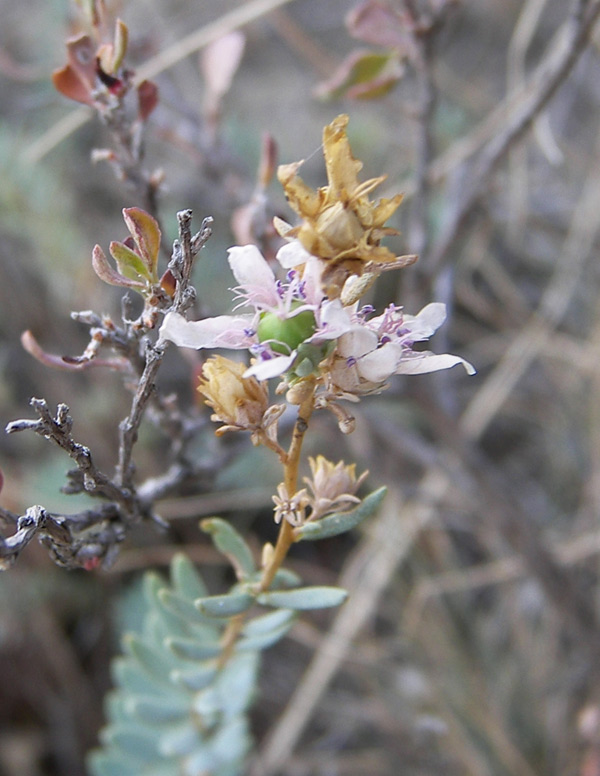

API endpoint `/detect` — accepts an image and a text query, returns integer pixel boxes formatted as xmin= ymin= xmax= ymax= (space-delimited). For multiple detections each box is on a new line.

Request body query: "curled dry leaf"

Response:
xmin=200 ymin=31 xmax=246 ymax=101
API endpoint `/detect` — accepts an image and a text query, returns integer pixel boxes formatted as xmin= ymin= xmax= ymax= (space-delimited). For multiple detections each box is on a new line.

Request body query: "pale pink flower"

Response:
xmin=160 ymin=243 xmax=343 ymax=381
xmin=326 ymin=302 xmax=475 ymax=398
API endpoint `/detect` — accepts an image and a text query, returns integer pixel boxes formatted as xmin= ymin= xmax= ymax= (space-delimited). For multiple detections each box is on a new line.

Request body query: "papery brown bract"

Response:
xmin=277 ymin=114 xmax=405 ymax=294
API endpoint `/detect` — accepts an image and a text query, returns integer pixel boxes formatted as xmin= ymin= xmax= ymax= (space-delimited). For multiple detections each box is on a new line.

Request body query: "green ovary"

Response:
xmin=257 ymin=310 xmax=316 ymax=355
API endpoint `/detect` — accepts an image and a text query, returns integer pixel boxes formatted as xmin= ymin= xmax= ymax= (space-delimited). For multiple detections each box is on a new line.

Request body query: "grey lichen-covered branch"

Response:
xmin=0 ymin=211 xmax=214 ymax=570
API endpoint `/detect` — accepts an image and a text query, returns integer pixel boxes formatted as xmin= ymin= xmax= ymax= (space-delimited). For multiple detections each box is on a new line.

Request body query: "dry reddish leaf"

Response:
xmin=346 ymin=0 xmax=419 ymax=61
xmin=137 ymin=79 xmax=159 ymax=121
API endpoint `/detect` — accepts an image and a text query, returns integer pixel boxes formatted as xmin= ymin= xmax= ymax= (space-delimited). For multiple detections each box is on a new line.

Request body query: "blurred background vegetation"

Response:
xmin=2 ymin=0 xmax=600 ymax=774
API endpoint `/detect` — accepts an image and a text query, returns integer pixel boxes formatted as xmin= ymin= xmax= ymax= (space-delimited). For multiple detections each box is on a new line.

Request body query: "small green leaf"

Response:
xmin=294 ymin=487 xmax=387 ymax=541
xmin=122 ymin=207 xmax=161 ymax=279
xmin=195 ymin=591 xmax=254 ymax=617
xmin=92 ymin=244 xmax=145 ymax=289
xmin=201 ymin=518 xmax=256 ymax=580
xmin=315 ymin=49 xmax=403 ymax=101
xmin=170 ymin=553 xmax=208 ymax=600
xmin=110 ymin=241 xmax=152 ymax=283
xmin=257 ymin=586 xmax=348 ymax=610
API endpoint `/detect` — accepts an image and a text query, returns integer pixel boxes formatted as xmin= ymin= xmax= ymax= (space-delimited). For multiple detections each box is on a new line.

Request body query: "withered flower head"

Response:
xmin=198 ymin=355 xmax=269 ymax=436
xmin=277 ymin=114 xmax=409 ymax=290
xmin=304 ymin=454 xmax=368 ymax=520
xmin=272 ymin=483 xmax=311 ymax=527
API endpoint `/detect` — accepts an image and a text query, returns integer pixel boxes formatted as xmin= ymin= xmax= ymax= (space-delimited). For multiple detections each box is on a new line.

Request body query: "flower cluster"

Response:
xmin=157 ymin=114 xmax=474 ymax=526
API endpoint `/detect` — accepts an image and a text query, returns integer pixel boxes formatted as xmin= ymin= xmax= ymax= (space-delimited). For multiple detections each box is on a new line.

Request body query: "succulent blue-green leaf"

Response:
xmin=158 ymin=721 xmax=203 ymax=757
xmin=201 ymin=517 xmax=256 ymax=580
xmin=159 ymin=589 xmax=220 ymax=629
xmin=243 ymin=608 xmax=296 ymax=637
xmin=87 ymin=751 xmax=139 ymax=776
xmin=195 ymin=591 xmax=254 ymax=617
xmin=145 ymin=574 xmax=194 ymax=638
xmin=236 ymin=608 xmax=297 ymax=651
xmin=104 ymin=691 xmax=130 ymax=725
xmin=111 ymin=657 xmax=175 ymax=697
xmin=166 ymin=636 xmax=224 ymax=661
xmin=191 ymin=687 xmax=220 ymax=723
xmin=170 ymin=553 xmax=208 ymax=599
xmin=213 ymin=652 xmax=259 ymax=718
xmin=294 ymin=487 xmax=387 ymax=541
xmin=258 ymin=586 xmax=348 ymax=610
xmin=171 ymin=660 xmax=219 ymax=691
xmin=100 ymin=724 xmax=160 ymax=763
xmin=236 ymin=619 xmax=295 ymax=652
xmin=182 ymin=746 xmax=216 ymax=776
xmin=145 ymin=608 xmax=191 ymax=647
xmin=209 ymin=715 xmax=251 ymax=765
xmin=123 ymin=634 xmax=180 ymax=684
xmin=125 ymin=694 xmax=190 ymax=725
xmin=270 ymin=567 xmax=302 ymax=588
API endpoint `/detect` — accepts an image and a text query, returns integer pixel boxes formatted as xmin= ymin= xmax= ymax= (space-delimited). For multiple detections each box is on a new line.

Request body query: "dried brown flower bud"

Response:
xmin=304 ymin=455 xmax=368 ymax=520
xmin=198 ymin=355 xmax=269 ymax=436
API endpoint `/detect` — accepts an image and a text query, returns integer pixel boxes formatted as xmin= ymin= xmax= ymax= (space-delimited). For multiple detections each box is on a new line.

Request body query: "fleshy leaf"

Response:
xmin=122 ymin=207 xmax=161 ymax=280
xmin=195 ymin=592 xmax=254 ymax=618
xmin=126 ymin=695 xmax=189 ymax=725
xmin=123 ymin=634 xmax=180 ymax=683
xmin=257 ymin=586 xmax=348 ymax=610
xmin=158 ymin=589 xmax=219 ymax=629
xmin=166 ymin=636 xmax=224 ymax=661
xmin=294 ymin=486 xmax=387 ymax=541
xmin=236 ymin=611 xmax=296 ymax=652
xmin=171 ymin=662 xmax=219 ymax=692
xmin=170 ymin=553 xmax=209 ymax=600
xmin=201 ymin=518 xmax=256 ymax=581
xmin=100 ymin=724 xmax=159 ymax=762
xmin=158 ymin=723 xmax=202 ymax=757
xmin=87 ymin=752 xmax=138 ymax=776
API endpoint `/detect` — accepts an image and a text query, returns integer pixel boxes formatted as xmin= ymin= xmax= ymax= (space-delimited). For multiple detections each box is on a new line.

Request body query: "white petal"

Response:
xmin=337 ymin=326 xmax=378 ymax=359
xmin=276 ymin=240 xmax=313 ymax=269
xmin=228 ymin=245 xmax=278 ymax=307
xmin=313 ymin=300 xmax=353 ymax=341
xmin=159 ymin=311 xmax=254 ymax=349
xmin=244 ymin=352 xmax=296 ymax=380
xmin=395 ymin=351 xmax=476 ymax=375
xmin=357 ymin=342 xmax=402 ymax=383
xmin=402 ymin=303 xmax=447 ymax=340
xmin=300 ymin=255 xmax=325 ymax=306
